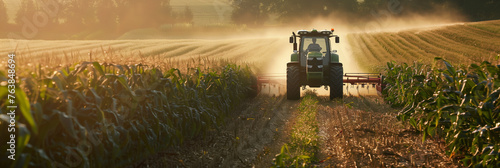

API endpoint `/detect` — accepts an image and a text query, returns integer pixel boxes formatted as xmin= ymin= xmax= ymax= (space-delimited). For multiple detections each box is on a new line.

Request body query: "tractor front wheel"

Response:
xmin=329 ymin=64 xmax=343 ymax=100
xmin=287 ymin=65 xmax=300 ymax=100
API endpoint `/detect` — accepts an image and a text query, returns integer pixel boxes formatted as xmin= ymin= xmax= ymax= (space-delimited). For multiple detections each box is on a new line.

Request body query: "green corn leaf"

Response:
xmin=93 ymin=62 xmax=105 ymax=76
xmin=55 ymin=110 xmax=76 ymax=139
xmin=0 ymin=85 xmax=7 ymax=98
xmin=444 ymin=60 xmax=456 ymax=75
xmin=17 ymin=124 xmax=31 ymax=157
xmin=16 ymin=87 xmax=37 ymax=134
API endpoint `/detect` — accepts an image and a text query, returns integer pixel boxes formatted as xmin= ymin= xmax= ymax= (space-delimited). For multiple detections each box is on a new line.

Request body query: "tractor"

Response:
xmin=254 ymin=29 xmax=384 ymax=100
xmin=287 ymin=29 xmax=343 ymax=100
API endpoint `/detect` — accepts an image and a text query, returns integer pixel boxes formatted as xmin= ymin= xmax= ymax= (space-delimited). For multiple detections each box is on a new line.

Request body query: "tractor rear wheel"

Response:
xmin=329 ymin=64 xmax=343 ymax=100
xmin=287 ymin=65 xmax=300 ymax=100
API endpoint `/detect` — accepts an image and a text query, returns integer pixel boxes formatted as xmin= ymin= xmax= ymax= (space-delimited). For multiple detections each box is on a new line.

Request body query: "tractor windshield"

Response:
xmin=302 ymin=37 xmax=327 ymax=54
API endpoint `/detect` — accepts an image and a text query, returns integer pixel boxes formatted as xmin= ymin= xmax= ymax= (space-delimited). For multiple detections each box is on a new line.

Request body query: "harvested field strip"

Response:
xmin=350 ymin=20 xmax=500 ymax=69
xmin=316 ymin=96 xmax=460 ymax=167
xmin=359 ymin=34 xmax=387 ymax=62
xmin=420 ymin=31 xmax=489 ymax=57
xmin=165 ymin=46 xmax=201 ymax=57
xmin=347 ymin=34 xmax=379 ymax=68
xmin=469 ymin=24 xmax=500 ymax=34
xmin=390 ymin=34 xmax=429 ymax=59
xmin=435 ymin=29 xmax=499 ymax=52
xmin=141 ymin=44 xmax=191 ymax=56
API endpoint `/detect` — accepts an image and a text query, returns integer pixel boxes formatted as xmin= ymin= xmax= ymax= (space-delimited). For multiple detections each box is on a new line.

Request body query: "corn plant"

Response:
xmin=384 ymin=58 xmax=500 ymax=167
xmin=0 ymin=61 xmax=256 ymax=167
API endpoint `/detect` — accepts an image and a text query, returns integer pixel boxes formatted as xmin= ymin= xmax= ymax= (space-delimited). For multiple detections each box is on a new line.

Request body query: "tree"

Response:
xmin=0 ymin=0 xmax=8 ymax=26
xmin=117 ymin=0 xmax=172 ymax=31
xmin=231 ymin=0 xmax=270 ymax=25
xmin=60 ymin=0 xmax=97 ymax=30
xmin=16 ymin=0 xmax=37 ymax=26
xmin=453 ymin=0 xmax=500 ymax=21
xmin=326 ymin=0 xmax=358 ymax=14
xmin=96 ymin=0 xmax=117 ymax=29
xmin=183 ymin=6 xmax=193 ymax=24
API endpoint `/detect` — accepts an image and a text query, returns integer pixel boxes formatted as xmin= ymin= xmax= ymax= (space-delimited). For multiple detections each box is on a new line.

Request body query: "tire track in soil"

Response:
xmin=138 ymin=96 xmax=299 ymax=168
xmin=316 ymin=95 xmax=462 ymax=167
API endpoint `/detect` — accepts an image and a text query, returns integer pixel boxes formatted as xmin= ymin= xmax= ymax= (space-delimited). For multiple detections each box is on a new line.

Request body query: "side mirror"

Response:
xmin=289 ymin=36 xmax=294 ymax=43
xmin=335 ymin=36 xmax=340 ymax=43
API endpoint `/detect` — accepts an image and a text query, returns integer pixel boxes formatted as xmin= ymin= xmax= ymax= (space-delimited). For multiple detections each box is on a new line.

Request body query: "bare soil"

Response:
xmin=316 ymin=95 xmax=462 ymax=167
xmin=137 ymin=94 xmax=463 ymax=167
xmin=136 ymin=95 xmax=298 ymax=167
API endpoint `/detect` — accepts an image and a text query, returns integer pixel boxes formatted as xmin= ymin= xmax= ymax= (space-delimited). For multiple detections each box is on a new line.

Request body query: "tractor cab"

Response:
xmin=290 ymin=29 xmax=340 ymax=59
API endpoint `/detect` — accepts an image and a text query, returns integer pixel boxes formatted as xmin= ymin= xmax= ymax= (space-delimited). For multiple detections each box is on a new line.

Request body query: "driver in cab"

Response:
xmin=306 ymin=38 xmax=322 ymax=52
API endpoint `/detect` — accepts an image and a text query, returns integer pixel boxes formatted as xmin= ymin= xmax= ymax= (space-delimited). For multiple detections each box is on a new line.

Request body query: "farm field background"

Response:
xmin=0 ymin=38 xmax=286 ymax=71
xmin=2 ymin=20 xmax=499 ymax=73
xmin=349 ymin=19 xmax=500 ymax=71
xmin=1 ymin=15 xmax=499 ymax=167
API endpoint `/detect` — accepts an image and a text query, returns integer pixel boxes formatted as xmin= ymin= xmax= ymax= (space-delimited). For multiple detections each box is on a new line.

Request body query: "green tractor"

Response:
xmin=287 ymin=29 xmax=343 ymax=100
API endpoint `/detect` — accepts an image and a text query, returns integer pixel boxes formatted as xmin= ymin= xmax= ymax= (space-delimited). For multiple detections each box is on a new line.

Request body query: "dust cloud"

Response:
xmin=256 ymin=6 xmax=466 ymax=75
xmin=251 ymin=7 xmax=465 ymax=96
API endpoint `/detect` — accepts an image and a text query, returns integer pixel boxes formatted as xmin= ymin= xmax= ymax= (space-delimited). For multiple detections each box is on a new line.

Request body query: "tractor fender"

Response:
xmin=329 ymin=62 xmax=343 ymax=66
xmin=330 ymin=52 xmax=340 ymax=63
xmin=287 ymin=62 xmax=299 ymax=67
xmin=291 ymin=52 xmax=299 ymax=62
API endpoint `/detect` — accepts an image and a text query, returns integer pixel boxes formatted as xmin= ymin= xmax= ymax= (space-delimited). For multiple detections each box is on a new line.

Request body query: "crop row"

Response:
xmin=272 ymin=92 xmax=320 ymax=167
xmin=383 ymin=58 xmax=500 ymax=167
xmin=349 ymin=21 xmax=500 ymax=71
xmin=0 ymin=38 xmax=282 ymax=69
xmin=0 ymin=62 xmax=256 ymax=167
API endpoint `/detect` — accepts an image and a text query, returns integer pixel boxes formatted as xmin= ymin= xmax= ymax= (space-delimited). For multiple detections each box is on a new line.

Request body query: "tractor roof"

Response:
xmin=297 ymin=29 xmax=334 ymax=37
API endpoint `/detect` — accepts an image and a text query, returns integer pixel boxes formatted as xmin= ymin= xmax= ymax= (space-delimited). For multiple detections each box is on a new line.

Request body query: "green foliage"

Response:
xmin=384 ymin=58 xmax=500 ymax=167
xmin=15 ymin=0 xmax=36 ymax=25
xmin=272 ymin=144 xmax=311 ymax=168
xmin=0 ymin=62 xmax=256 ymax=167
xmin=231 ymin=0 xmax=271 ymax=26
xmin=272 ymin=93 xmax=319 ymax=167
xmin=231 ymin=0 xmax=500 ymax=25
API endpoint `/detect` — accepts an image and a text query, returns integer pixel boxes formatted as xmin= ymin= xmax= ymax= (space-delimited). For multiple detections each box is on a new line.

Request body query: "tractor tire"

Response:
xmin=329 ymin=64 xmax=343 ymax=100
xmin=287 ymin=66 xmax=301 ymax=100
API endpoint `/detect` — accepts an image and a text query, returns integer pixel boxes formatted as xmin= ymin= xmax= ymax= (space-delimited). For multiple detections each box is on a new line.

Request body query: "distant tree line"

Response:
xmin=231 ymin=0 xmax=500 ymax=26
xmin=0 ymin=0 xmax=193 ymax=39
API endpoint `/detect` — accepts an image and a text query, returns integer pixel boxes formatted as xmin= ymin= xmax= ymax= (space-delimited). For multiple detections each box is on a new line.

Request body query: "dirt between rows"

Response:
xmin=137 ymin=95 xmax=298 ymax=167
xmin=316 ymin=95 xmax=462 ymax=167
xmin=137 ymin=94 xmax=463 ymax=167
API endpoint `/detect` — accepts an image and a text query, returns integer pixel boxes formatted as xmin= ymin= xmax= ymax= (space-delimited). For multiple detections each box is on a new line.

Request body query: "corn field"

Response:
xmin=0 ymin=61 xmax=256 ymax=167
xmin=384 ymin=58 xmax=500 ymax=167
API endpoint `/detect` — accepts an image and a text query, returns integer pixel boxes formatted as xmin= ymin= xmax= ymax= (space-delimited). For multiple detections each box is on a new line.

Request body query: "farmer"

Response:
xmin=307 ymin=37 xmax=322 ymax=52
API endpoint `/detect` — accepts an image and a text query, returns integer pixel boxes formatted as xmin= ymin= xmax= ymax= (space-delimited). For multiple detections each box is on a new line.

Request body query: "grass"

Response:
xmin=272 ymin=91 xmax=320 ymax=167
